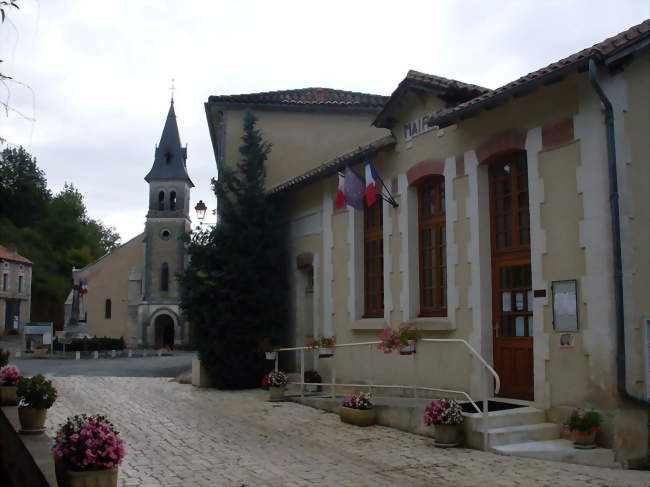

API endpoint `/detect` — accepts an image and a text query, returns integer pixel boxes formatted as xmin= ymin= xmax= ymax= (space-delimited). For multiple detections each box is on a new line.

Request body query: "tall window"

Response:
xmin=2 ymin=273 xmax=7 ymax=291
xmin=418 ymin=176 xmax=447 ymax=316
xmin=158 ymin=191 xmax=165 ymax=211
xmin=18 ymin=275 xmax=23 ymax=293
xmin=490 ymin=153 xmax=530 ymax=250
xmin=170 ymin=191 xmax=177 ymax=211
xmin=161 ymin=263 xmax=169 ymax=292
xmin=364 ymin=201 xmax=383 ymax=317
xmin=105 ymin=299 xmax=112 ymax=319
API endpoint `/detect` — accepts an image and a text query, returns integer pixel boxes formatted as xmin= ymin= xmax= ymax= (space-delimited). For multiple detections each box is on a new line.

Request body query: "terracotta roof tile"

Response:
xmin=430 ymin=19 xmax=650 ymax=127
xmin=0 ymin=245 xmax=33 ymax=265
xmin=208 ymin=88 xmax=388 ymax=111
xmin=269 ymin=135 xmax=396 ymax=194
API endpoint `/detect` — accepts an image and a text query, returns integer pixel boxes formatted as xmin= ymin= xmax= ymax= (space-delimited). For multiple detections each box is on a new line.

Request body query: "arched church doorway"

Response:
xmin=154 ymin=314 xmax=175 ymax=349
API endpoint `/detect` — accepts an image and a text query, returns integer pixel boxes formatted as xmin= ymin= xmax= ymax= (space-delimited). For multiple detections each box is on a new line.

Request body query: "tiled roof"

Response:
xmin=269 ymin=135 xmax=396 ymax=194
xmin=0 ymin=245 xmax=33 ymax=265
xmin=430 ymin=19 xmax=650 ymax=127
xmin=373 ymin=70 xmax=491 ymax=127
xmin=208 ymin=88 xmax=388 ymax=111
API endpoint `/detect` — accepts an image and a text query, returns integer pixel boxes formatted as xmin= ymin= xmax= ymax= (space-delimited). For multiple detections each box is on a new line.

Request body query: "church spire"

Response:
xmin=145 ymin=101 xmax=194 ymax=187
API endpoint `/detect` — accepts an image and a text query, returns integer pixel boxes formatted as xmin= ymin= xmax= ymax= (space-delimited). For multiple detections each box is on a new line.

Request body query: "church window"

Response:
xmin=18 ymin=275 xmax=23 ymax=293
xmin=158 ymin=191 xmax=165 ymax=211
xmin=170 ymin=191 xmax=177 ymax=211
xmin=161 ymin=263 xmax=169 ymax=292
xmin=2 ymin=273 xmax=7 ymax=291
xmin=165 ymin=151 xmax=172 ymax=164
xmin=160 ymin=229 xmax=171 ymax=240
xmin=105 ymin=299 xmax=112 ymax=319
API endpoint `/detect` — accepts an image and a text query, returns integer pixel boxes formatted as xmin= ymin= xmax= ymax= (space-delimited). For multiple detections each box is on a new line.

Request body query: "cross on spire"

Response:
xmin=169 ymin=78 xmax=176 ymax=103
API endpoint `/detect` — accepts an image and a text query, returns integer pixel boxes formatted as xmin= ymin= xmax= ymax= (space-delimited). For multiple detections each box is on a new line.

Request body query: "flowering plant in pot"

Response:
xmin=561 ymin=408 xmax=602 ymax=449
xmin=266 ymin=370 xmax=289 ymax=401
xmin=339 ymin=392 xmax=376 ymax=426
xmin=397 ymin=325 xmax=423 ymax=355
xmin=0 ymin=365 xmax=21 ymax=405
xmin=258 ymin=337 xmax=278 ymax=360
xmin=34 ymin=343 xmax=49 ymax=358
xmin=377 ymin=327 xmax=401 ymax=354
xmin=53 ymin=414 xmax=125 ymax=487
xmin=423 ymin=398 xmax=463 ymax=447
xmin=307 ymin=337 xmax=336 ymax=358
xmin=16 ymin=374 xmax=57 ymax=433
xmin=304 ymin=370 xmax=322 ymax=392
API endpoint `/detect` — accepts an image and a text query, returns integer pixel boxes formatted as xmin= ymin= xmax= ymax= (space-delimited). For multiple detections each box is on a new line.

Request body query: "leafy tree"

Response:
xmin=0 ymin=146 xmax=120 ymax=327
xmin=181 ymin=110 xmax=287 ymax=389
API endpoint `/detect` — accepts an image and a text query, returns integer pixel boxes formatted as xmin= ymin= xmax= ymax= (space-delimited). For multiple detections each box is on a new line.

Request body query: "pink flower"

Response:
xmin=577 ymin=408 xmax=585 ymax=418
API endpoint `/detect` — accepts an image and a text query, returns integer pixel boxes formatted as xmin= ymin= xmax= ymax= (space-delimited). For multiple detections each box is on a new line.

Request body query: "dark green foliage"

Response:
xmin=181 ymin=110 xmax=287 ymax=389
xmin=17 ymin=373 xmax=58 ymax=409
xmin=0 ymin=147 xmax=120 ymax=327
xmin=0 ymin=348 xmax=9 ymax=367
xmin=52 ymin=336 xmax=125 ymax=352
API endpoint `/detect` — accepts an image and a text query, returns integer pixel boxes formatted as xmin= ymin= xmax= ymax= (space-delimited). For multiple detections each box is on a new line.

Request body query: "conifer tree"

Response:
xmin=181 ymin=110 xmax=287 ymax=389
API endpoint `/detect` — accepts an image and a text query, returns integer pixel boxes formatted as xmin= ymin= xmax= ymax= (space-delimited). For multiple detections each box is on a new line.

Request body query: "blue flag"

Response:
xmin=343 ymin=166 xmax=365 ymax=210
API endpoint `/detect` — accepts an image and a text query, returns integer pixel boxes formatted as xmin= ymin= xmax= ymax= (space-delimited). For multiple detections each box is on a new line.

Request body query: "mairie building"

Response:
xmin=206 ymin=20 xmax=650 ymax=466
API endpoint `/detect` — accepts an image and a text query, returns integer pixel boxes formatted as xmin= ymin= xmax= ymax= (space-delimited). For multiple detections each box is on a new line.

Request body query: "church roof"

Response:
xmin=145 ymin=102 xmax=194 ymax=187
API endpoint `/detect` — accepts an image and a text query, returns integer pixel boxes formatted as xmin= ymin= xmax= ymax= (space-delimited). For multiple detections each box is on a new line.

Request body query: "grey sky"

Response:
xmin=1 ymin=0 xmax=648 ymax=241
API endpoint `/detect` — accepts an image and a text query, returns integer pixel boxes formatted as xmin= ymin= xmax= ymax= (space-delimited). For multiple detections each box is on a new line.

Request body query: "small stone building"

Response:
xmin=64 ymin=101 xmax=193 ymax=348
xmin=0 ymin=244 xmax=32 ymax=333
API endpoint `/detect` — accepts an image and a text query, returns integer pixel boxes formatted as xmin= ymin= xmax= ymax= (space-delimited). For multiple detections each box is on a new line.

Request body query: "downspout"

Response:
xmin=588 ymin=57 xmax=650 ymax=406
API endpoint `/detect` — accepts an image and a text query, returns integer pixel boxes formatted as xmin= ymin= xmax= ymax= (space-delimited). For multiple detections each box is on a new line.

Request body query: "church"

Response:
xmin=63 ymin=101 xmax=193 ymax=349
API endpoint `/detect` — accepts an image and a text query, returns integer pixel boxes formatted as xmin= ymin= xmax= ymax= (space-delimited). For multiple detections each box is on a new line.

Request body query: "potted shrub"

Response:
xmin=562 ymin=408 xmax=602 ymax=449
xmin=258 ymin=337 xmax=278 ymax=360
xmin=34 ymin=343 xmax=49 ymax=359
xmin=0 ymin=365 xmax=21 ymax=405
xmin=307 ymin=337 xmax=336 ymax=358
xmin=423 ymin=398 xmax=463 ymax=447
xmin=304 ymin=370 xmax=322 ymax=392
xmin=53 ymin=414 xmax=125 ymax=487
xmin=266 ymin=370 xmax=289 ymax=401
xmin=0 ymin=348 xmax=9 ymax=367
xmin=339 ymin=392 xmax=376 ymax=426
xmin=398 ymin=325 xmax=423 ymax=355
xmin=16 ymin=373 xmax=57 ymax=433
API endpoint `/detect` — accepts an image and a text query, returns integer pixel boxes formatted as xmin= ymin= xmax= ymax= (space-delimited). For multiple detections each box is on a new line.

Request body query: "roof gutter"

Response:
xmin=588 ymin=56 xmax=650 ymax=407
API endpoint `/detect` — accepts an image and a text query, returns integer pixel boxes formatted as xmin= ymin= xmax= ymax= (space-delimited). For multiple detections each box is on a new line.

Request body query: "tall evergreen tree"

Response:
xmin=181 ymin=110 xmax=287 ymax=389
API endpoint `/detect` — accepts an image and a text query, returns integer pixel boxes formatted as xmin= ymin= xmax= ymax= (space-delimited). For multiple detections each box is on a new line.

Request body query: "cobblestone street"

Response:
xmin=45 ymin=377 xmax=649 ymax=487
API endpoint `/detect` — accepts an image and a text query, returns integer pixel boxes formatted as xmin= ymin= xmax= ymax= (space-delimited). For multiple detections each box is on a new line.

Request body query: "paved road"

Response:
xmin=45 ymin=377 xmax=650 ymax=487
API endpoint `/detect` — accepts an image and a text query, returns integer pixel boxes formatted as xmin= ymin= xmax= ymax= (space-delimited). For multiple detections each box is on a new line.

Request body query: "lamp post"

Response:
xmin=194 ymin=200 xmax=216 ymax=229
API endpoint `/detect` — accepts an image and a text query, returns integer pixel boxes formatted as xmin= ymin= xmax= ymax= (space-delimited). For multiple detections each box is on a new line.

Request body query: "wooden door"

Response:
xmin=489 ymin=152 xmax=534 ymax=400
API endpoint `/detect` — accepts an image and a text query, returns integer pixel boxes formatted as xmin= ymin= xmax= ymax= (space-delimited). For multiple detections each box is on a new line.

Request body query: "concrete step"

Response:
xmin=486 ymin=422 xmax=560 ymax=446
xmin=463 ymin=406 xmax=546 ymax=430
xmin=492 ymin=439 xmax=621 ymax=468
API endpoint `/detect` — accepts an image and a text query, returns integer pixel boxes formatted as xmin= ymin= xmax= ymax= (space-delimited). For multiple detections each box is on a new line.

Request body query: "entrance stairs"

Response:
xmin=289 ymin=391 xmax=620 ymax=469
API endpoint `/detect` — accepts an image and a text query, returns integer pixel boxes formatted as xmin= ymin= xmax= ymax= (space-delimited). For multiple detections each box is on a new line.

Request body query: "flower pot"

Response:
xmin=0 ymin=385 xmax=18 ymax=405
xmin=265 ymin=351 xmax=277 ymax=360
xmin=18 ymin=406 xmax=47 ymax=433
xmin=339 ymin=407 xmax=376 ymax=427
xmin=269 ymin=386 xmax=285 ymax=402
xmin=318 ymin=347 xmax=334 ymax=358
xmin=55 ymin=461 xmax=118 ymax=487
xmin=304 ymin=382 xmax=321 ymax=393
xmin=433 ymin=424 xmax=460 ymax=447
xmin=34 ymin=348 xmax=48 ymax=358
xmin=573 ymin=430 xmax=597 ymax=449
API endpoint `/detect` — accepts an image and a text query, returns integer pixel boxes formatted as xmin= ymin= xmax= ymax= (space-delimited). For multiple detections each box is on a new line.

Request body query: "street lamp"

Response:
xmin=194 ymin=200 xmax=207 ymax=221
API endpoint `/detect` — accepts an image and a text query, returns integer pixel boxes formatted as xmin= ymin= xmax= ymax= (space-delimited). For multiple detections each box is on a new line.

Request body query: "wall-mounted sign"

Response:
xmin=552 ymin=280 xmax=579 ymax=332
xmin=404 ymin=113 xmax=436 ymax=141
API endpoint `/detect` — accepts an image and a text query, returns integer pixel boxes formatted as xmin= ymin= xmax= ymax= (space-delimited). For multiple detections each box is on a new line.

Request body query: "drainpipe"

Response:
xmin=588 ymin=57 xmax=650 ymax=406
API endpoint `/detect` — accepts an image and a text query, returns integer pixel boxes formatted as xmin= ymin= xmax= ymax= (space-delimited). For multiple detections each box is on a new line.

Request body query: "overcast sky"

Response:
xmin=1 ymin=0 xmax=648 ymax=242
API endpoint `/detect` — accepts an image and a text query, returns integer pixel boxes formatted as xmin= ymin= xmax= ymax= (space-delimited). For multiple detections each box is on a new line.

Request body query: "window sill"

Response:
xmin=401 ymin=317 xmax=455 ymax=331
xmin=352 ymin=318 xmax=388 ymax=331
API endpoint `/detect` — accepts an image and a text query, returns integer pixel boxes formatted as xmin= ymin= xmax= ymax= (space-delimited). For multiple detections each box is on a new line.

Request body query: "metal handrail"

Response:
xmin=273 ymin=338 xmax=499 ymax=451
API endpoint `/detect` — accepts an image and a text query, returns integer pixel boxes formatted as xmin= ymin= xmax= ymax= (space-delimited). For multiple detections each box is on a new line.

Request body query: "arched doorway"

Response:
xmin=154 ymin=314 xmax=175 ymax=349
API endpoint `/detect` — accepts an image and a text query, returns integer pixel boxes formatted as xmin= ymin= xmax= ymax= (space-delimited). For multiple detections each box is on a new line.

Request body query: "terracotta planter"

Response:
xmin=55 ymin=461 xmax=118 ymax=487
xmin=433 ymin=424 xmax=460 ymax=447
xmin=339 ymin=407 xmax=376 ymax=427
xmin=269 ymin=386 xmax=285 ymax=402
xmin=0 ymin=385 xmax=18 ymax=405
xmin=18 ymin=406 xmax=47 ymax=433
xmin=318 ymin=347 xmax=334 ymax=358
xmin=573 ymin=430 xmax=597 ymax=449
xmin=265 ymin=352 xmax=277 ymax=360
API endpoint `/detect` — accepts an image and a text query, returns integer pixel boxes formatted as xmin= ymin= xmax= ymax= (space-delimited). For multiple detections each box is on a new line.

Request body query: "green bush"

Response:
xmin=0 ymin=348 xmax=9 ymax=367
xmin=17 ymin=374 xmax=57 ymax=409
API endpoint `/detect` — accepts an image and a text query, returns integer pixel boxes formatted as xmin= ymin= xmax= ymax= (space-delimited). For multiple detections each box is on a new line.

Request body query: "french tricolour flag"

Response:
xmin=365 ymin=160 xmax=379 ymax=207
xmin=335 ymin=171 xmax=346 ymax=209
xmin=80 ymin=280 xmax=89 ymax=295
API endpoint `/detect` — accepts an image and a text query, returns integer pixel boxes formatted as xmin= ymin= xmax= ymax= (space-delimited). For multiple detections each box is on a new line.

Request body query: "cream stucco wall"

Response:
xmin=74 ymin=233 xmax=144 ymax=339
